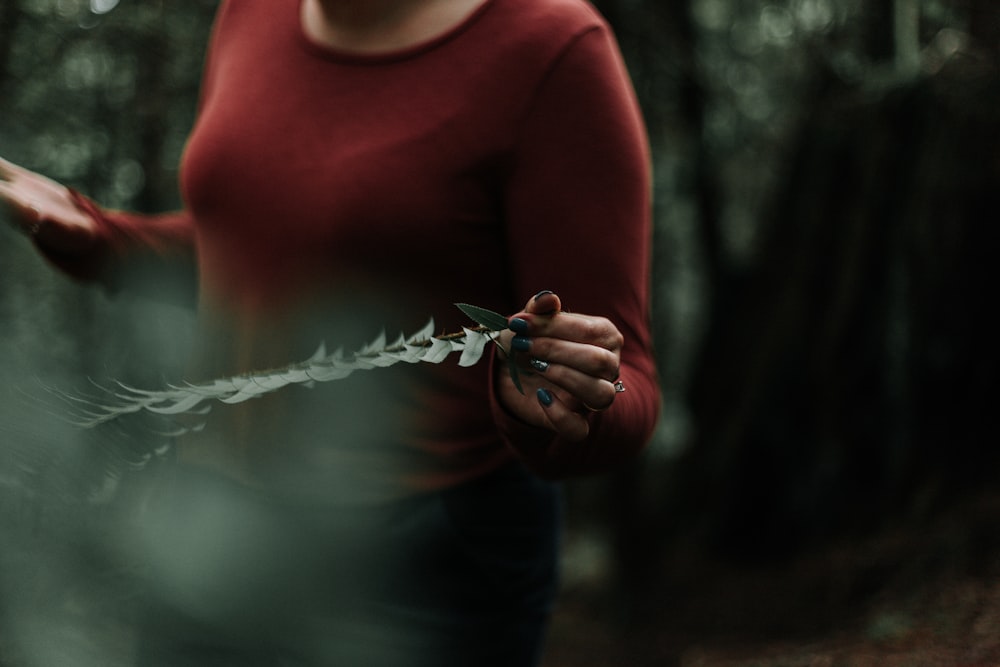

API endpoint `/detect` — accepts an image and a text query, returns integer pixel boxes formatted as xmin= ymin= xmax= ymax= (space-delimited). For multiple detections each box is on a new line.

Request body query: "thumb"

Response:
xmin=524 ymin=290 xmax=561 ymax=316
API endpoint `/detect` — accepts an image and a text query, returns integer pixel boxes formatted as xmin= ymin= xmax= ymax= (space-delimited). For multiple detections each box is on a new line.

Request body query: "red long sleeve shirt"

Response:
xmin=51 ymin=0 xmax=659 ymax=496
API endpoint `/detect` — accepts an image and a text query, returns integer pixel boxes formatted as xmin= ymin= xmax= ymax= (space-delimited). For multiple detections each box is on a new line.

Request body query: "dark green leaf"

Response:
xmin=455 ymin=303 xmax=509 ymax=332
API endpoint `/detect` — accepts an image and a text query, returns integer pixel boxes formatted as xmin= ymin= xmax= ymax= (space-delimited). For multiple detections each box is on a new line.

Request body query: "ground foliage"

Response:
xmin=544 ymin=488 xmax=1000 ymax=665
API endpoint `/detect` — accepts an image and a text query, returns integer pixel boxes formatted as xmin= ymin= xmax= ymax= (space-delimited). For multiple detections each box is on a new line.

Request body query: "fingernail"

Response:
xmin=534 ymin=290 xmax=554 ymax=301
xmin=529 ymin=358 xmax=549 ymax=373
xmin=512 ymin=336 xmax=531 ymax=352
xmin=537 ymin=388 xmax=553 ymax=407
xmin=509 ymin=317 xmax=529 ymax=334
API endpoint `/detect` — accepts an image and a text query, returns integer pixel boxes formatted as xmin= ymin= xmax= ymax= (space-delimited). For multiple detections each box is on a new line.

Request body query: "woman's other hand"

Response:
xmin=0 ymin=157 xmax=98 ymax=254
xmin=496 ymin=291 xmax=624 ymax=442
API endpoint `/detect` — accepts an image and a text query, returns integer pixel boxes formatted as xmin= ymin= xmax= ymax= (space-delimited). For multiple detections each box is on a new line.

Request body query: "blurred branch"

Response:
xmin=667 ymin=0 xmax=726 ymax=307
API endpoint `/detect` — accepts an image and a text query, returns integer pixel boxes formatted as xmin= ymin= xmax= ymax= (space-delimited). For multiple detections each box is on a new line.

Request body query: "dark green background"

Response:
xmin=2 ymin=1 xmax=998 ymax=664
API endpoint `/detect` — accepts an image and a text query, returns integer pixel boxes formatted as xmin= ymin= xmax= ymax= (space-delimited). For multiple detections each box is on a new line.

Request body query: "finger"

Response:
xmin=525 ymin=290 xmax=561 ymax=316
xmin=511 ymin=335 xmax=619 ymax=382
xmin=526 ymin=360 xmax=619 ymax=411
xmin=535 ymin=388 xmax=590 ymax=442
xmin=504 ymin=291 xmax=561 ymax=340
xmin=0 ymin=157 xmax=30 ymax=184
xmin=0 ymin=181 xmax=40 ymax=225
xmin=510 ymin=310 xmax=623 ymax=353
xmin=542 ymin=313 xmax=623 ymax=351
xmin=0 ymin=180 xmax=26 ymax=204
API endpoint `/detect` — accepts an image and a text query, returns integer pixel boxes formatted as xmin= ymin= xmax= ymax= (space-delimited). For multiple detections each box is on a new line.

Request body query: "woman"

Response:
xmin=0 ymin=0 xmax=658 ymax=664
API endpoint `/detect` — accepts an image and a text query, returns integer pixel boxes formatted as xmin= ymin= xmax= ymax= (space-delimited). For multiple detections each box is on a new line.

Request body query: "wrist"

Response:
xmin=35 ymin=188 xmax=102 ymax=255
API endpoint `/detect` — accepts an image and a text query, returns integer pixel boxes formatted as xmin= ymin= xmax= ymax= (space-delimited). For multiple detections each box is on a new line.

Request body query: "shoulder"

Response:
xmin=208 ymin=0 xmax=299 ymax=36
xmin=472 ymin=0 xmax=617 ymax=78
xmin=483 ymin=0 xmax=611 ymax=48
xmin=498 ymin=0 xmax=607 ymax=25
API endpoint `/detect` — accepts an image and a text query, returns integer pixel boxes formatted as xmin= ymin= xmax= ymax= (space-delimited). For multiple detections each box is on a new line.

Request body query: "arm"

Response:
xmin=0 ymin=157 xmax=196 ymax=301
xmin=0 ymin=3 xmax=228 ymax=299
xmin=63 ymin=189 xmax=196 ymax=302
xmin=492 ymin=24 xmax=659 ymax=477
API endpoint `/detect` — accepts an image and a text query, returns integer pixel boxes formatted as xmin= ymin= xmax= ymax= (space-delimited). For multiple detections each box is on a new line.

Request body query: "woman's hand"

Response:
xmin=495 ymin=291 xmax=624 ymax=442
xmin=0 ymin=157 xmax=98 ymax=253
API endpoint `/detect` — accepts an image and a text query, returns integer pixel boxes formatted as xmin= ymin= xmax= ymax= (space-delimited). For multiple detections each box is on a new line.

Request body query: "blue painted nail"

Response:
xmin=512 ymin=336 xmax=531 ymax=352
xmin=537 ymin=388 xmax=553 ymax=407
xmin=529 ymin=358 xmax=549 ymax=373
xmin=534 ymin=290 xmax=554 ymax=301
xmin=509 ymin=317 xmax=529 ymax=334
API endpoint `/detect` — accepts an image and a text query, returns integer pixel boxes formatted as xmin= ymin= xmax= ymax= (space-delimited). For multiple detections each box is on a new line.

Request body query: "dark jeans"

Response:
xmin=133 ymin=462 xmax=561 ymax=667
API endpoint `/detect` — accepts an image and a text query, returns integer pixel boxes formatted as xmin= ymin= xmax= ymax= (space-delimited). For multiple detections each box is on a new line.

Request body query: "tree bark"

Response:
xmin=0 ymin=1 xmax=23 ymax=93
xmin=680 ymin=57 xmax=1000 ymax=559
xmin=967 ymin=0 xmax=1000 ymax=57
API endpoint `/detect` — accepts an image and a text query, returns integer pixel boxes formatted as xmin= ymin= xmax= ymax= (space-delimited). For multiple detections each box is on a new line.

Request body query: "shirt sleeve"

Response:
xmin=491 ymin=23 xmax=660 ymax=478
xmin=35 ymin=189 xmax=196 ymax=301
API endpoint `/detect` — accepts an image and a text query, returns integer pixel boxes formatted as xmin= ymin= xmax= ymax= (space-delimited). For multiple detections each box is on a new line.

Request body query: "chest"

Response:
xmin=179 ymin=16 xmax=518 ymax=267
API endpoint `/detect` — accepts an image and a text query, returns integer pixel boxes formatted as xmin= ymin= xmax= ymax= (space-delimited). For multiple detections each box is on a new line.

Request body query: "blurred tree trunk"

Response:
xmin=862 ymin=0 xmax=896 ymax=61
xmin=967 ymin=0 xmax=1000 ymax=58
xmin=134 ymin=29 xmax=173 ymax=212
xmin=0 ymin=0 xmax=22 ymax=91
xmin=894 ymin=0 xmax=921 ymax=75
xmin=680 ymin=52 xmax=1000 ymax=559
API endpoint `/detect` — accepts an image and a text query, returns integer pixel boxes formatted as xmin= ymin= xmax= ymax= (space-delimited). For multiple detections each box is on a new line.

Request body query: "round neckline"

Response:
xmin=297 ymin=0 xmax=497 ymax=65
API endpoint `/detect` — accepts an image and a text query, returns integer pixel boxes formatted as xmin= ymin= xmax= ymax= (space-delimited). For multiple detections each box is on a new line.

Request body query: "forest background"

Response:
xmin=1 ymin=0 xmax=999 ymax=665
